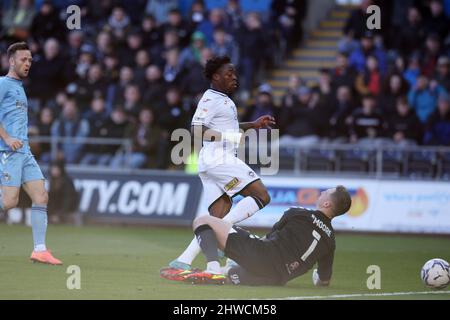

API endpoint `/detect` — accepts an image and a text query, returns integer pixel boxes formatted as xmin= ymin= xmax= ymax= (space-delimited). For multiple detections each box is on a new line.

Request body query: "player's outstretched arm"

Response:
xmin=313 ymin=251 xmax=334 ymax=287
xmin=239 ymin=115 xmax=276 ymax=130
xmin=0 ymin=124 xmax=23 ymax=151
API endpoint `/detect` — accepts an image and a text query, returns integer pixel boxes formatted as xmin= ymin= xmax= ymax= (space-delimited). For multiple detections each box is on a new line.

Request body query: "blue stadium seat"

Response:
xmin=403 ymin=150 xmax=437 ymax=178
xmin=278 ymin=147 xmax=296 ymax=171
xmin=336 ymin=149 xmax=375 ymax=173
xmin=381 ymin=150 xmax=403 ymax=175
xmin=438 ymin=152 xmax=450 ymax=180
xmin=303 ymin=149 xmax=336 ymax=172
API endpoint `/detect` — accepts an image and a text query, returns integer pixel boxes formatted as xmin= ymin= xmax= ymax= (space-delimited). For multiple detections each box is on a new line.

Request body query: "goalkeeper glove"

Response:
xmin=312 ymin=269 xmax=330 ymax=287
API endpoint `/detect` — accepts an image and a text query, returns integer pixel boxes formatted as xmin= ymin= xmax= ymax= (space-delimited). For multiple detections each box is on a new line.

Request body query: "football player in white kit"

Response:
xmin=161 ymin=56 xmax=275 ymax=282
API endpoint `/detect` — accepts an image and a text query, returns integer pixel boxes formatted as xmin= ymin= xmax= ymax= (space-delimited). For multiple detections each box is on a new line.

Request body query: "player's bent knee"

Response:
xmin=208 ymin=196 xmax=232 ymax=218
xmin=3 ymin=197 xmax=19 ymax=210
xmin=193 ymin=215 xmax=211 ymax=230
xmin=33 ymin=191 xmax=49 ymax=206
xmin=209 ymin=207 xmax=228 ymax=219
xmin=260 ymin=190 xmax=271 ymax=206
xmin=252 ymin=191 xmax=270 ymax=209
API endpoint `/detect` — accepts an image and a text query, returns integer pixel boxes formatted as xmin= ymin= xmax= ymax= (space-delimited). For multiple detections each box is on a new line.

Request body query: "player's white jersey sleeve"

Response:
xmin=191 ymin=95 xmax=219 ymax=127
xmin=191 ymin=89 xmax=239 ymax=132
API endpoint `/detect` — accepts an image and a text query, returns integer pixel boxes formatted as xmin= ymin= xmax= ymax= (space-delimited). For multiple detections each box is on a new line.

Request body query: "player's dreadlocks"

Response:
xmin=203 ymin=55 xmax=231 ymax=81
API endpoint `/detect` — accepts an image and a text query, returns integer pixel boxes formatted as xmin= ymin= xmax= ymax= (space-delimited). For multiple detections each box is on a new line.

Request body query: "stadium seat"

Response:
xmin=278 ymin=147 xmax=297 ymax=171
xmin=335 ymin=149 xmax=375 ymax=173
xmin=403 ymin=150 xmax=437 ymax=178
xmin=303 ymin=149 xmax=336 ymax=172
xmin=381 ymin=150 xmax=403 ymax=176
xmin=437 ymin=151 xmax=450 ymax=180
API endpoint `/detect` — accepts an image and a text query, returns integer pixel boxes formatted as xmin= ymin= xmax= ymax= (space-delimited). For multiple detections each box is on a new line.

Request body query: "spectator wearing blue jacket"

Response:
xmin=51 ymin=99 xmax=90 ymax=164
xmin=196 ymin=8 xmax=228 ymax=45
xmin=145 ymin=0 xmax=178 ymax=24
xmin=210 ymin=28 xmax=239 ymax=66
xmin=424 ymin=93 xmax=450 ymax=145
xmin=408 ymin=74 xmax=446 ymax=123
xmin=403 ymin=54 xmax=421 ymax=88
xmin=349 ymin=31 xmax=387 ymax=75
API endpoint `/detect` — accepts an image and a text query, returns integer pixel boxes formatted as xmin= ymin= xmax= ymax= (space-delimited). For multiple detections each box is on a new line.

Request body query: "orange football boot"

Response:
xmin=30 ymin=250 xmax=63 ymax=265
xmin=183 ymin=271 xmax=227 ymax=285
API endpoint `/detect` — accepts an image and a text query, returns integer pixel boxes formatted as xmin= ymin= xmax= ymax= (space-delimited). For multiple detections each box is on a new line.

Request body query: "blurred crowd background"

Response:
xmin=0 ymin=0 xmax=449 ymax=170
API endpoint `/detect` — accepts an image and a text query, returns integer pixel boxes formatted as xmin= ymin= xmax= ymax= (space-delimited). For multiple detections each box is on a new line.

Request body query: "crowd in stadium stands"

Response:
xmin=1 ymin=0 xmax=307 ymax=168
xmin=272 ymin=0 xmax=450 ymax=149
xmin=0 ymin=0 xmax=449 ymax=170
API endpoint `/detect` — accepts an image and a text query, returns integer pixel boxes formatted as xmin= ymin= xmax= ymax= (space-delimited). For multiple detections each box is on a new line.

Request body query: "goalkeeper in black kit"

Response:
xmin=181 ymin=186 xmax=352 ymax=286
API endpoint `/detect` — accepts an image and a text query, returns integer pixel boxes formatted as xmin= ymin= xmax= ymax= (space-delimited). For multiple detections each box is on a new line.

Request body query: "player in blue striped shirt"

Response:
xmin=0 ymin=42 xmax=62 ymax=265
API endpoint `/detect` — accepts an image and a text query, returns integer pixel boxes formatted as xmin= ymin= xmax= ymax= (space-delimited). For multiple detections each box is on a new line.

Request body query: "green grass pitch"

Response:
xmin=0 ymin=224 xmax=449 ymax=300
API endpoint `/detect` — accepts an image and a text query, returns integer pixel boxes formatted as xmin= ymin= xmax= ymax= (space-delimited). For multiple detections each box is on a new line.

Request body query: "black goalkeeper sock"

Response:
xmin=194 ymin=224 xmax=219 ymax=263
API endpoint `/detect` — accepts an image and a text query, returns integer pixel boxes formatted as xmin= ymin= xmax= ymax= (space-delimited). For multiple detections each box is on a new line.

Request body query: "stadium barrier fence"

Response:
xmin=29 ymin=136 xmax=450 ymax=180
xmin=196 ymin=175 xmax=450 ymax=234
xmin=12 ymin=136 xmax=448 ymax=234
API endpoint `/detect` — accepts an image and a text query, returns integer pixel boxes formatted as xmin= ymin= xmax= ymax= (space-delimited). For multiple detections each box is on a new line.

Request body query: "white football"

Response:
xmin=421 ymin=258 xmax=450 ymax=289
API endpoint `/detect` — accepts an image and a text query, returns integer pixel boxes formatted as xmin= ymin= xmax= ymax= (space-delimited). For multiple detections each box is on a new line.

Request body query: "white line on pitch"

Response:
xmin=268 ymin=290 xmax=450 ymax=300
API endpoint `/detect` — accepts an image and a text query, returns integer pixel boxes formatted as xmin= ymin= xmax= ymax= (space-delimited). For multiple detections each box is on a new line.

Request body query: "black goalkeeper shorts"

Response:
xmin=224 ymin=226 xmax=283 ymax=285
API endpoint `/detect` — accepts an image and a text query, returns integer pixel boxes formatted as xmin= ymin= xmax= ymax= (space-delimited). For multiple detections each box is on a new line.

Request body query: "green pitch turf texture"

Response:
xmin=0 ymin=224 xmax=449 ymax=300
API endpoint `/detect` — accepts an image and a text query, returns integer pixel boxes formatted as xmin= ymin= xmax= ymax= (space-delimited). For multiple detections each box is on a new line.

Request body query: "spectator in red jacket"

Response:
xmin=355 ymin=55 xmax=383 ymax=97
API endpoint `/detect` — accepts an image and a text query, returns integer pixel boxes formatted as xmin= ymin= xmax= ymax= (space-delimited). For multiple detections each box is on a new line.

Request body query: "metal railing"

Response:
xmin=272 ymin=143 xmax=450 ymax=180
xmin=29 ymin=136 xmax=450 ymax=180
xmin=29 ymin=135 xmax=132 ymax=165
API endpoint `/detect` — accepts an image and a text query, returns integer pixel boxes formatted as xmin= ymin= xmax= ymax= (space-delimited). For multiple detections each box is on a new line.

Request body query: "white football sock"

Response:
xmin=177 ymin=196 xmax=263 ymax=265
xmin=223 ymin=196 xmax=262 ymax=224
xmin=34 ymin=244 xmax=47 ymax=252
xmin=206 ymin=261 xmax=222 ymax=274
xmin=177 ymin=237 xmax=201 ymax=265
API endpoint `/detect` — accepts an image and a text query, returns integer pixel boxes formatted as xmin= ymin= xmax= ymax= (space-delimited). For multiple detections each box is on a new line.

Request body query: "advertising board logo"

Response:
xmin=347 ymin=188 xmax=369 ymax=218
xmin=255 ymin=186 xmax=369 ymax=217
xmin=74 ymin=179 xmax=192 ymax=217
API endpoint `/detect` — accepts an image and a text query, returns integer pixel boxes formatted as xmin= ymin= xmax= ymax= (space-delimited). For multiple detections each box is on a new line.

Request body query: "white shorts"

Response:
xmin=199 ymin=158 xmax=260 ymax=209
